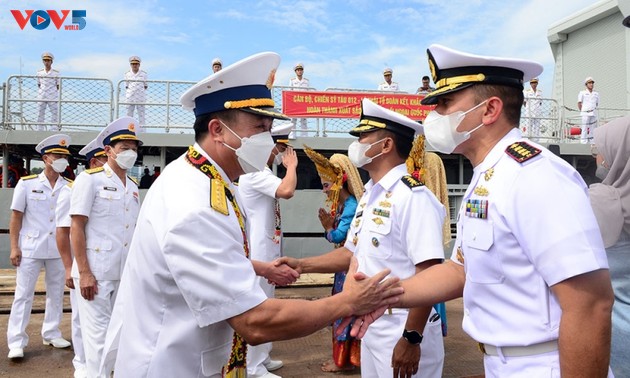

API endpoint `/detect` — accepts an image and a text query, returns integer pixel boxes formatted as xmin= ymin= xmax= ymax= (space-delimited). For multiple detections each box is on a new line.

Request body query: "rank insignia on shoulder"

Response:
xmin=22 ymin=174 xmax=37 ymax=180
xmin=210 ymin=178 xmax=229 ymax=216
xmin=505 ymin=141 xmax=541 ymax=163
xmin=128 ymin=176 xmax=139 ymax=185
xmin=62 ymin=176 xmax=73 ymax=183
xmin=85 ymin=167 xmax=104 ymax=174
xmin=401 ymin=175 xmax=424 ymax=189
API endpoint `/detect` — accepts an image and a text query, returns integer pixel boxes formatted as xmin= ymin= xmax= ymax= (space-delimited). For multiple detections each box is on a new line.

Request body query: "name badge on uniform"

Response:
xmin=465 ymin=199 xmax=488 ymax=219
xmin=103 ymin=186 xmax=117 ymax=191
xmin=31 ymin=189 xmax=43 ymax=193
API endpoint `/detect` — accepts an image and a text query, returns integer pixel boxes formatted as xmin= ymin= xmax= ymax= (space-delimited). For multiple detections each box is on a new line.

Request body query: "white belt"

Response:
xmin=479 ymin=340 xmax=558 ymax=357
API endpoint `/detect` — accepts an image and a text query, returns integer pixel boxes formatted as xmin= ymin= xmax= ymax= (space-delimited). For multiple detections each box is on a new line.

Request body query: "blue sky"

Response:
xmin=0 ymin=0 xmax=598 ymax=96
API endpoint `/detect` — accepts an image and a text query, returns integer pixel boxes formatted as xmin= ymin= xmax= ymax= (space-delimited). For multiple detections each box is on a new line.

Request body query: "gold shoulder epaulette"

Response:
xmin=401 ymin=175 xmax=424 ymax=189
xmin=21 ymin=174 xmax=37 ymax=180
xmin=85 ymin=167 xmax=104 ymax=174
xmin=505 ymin=141 xmax=541 ymax=163
xmin=128 ymin=176 xmax=139 ymax=185
xmin=210 ymin=179 xmax=229 ymax=216
xmin=62 ymin=176 xmax=73 ymax=183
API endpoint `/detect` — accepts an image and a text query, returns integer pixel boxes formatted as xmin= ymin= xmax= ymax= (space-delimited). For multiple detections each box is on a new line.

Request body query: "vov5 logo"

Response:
xmin=10 ymin=10 xmax=87 ymax=30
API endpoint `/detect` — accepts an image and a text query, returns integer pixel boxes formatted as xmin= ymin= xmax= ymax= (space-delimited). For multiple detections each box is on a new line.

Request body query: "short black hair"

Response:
xmin=109 ymin=139 xmax=139 ymax=149
xmin=422 ymin=75 xmax=430 ymax=81
xmin=193 ymin=110 xmax=237 ymax=142
xmin=375 ymin=129 xmax=412 ymax=160
xmin=471 ymin=84 xmax=523 ymax=126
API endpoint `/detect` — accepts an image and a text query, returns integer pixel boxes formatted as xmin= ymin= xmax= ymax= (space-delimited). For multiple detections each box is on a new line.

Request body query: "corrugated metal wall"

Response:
xmin=560 ymin=12 xmax=627 ymax=112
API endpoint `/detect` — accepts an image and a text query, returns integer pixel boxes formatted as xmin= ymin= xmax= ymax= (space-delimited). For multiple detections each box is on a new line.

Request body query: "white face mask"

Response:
xmin=347 ymin=138 xmax=386 ymax=168
xmin=113 ymin=149 xmax=138 ymax=170
xmin=221 ymin=121 xmax=275 ymax=174
xmin=273 ymin=147 xmax=285 ymax=166
xmin=423 ymin=100 xmax=487 ymax=154
xmin=51 ymin=157 xmax=69 ymax=173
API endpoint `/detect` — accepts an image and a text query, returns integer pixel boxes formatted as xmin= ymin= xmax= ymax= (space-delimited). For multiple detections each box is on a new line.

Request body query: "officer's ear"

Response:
xmin=208 ymin=118 xmax=225 ymax=143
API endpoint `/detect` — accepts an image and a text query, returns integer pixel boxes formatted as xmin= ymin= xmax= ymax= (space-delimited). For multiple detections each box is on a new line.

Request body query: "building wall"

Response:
xmin=550 ymin=3 xmax=630 ymax=123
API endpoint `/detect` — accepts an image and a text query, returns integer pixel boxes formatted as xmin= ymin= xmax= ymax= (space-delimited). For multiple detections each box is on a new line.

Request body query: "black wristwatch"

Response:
xmin=402 ymin=329 xmax=423 ymax=345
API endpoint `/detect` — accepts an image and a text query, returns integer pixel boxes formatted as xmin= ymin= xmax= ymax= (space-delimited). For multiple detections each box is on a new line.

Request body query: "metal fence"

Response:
xmin=3 ymin=75 xmax=113 ymax=131
xmin=115 ymin=79 xmax=196 ymax=133
xmin=3 ymin=75 xmax=628 ymax=141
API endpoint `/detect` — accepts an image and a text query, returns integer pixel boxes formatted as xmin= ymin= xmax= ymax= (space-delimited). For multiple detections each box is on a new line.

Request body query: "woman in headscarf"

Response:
xmin=589 ymin=116 xmax=630 ymax=377
xmin=303 ymin=146 xmax=364 ymax=373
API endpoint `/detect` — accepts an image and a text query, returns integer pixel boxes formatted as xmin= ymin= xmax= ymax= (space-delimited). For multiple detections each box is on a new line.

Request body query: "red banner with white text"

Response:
xmin=281 ymin=90 xmax=434 ymax=121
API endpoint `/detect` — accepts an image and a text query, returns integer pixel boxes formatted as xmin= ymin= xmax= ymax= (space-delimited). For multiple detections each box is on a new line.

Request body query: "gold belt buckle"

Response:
xmin=477 ymin=342 xmax=486 ymax=354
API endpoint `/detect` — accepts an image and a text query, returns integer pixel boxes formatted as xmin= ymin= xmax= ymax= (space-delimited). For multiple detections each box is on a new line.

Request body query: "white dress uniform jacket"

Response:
xmin=11 ymin=173 xmax=69 ymax=258
xmin=578 ymin=89 xmax=600 ymax=117
xmin=124 ymin=70 xmax=148 ymax=102
xmin=378 ymin=81 xmax=399 ymax=91
xmin=106 ymin=146 xmax=267 ymax=377
xmin=37 ymin=68 xmax=60 ymax=100
xmin=289 ymin=77 xmax=310 ymax=88
xmin=344 ymin=164 xmax=446 ymax=378
xmin=238 ymin=167 xmax=282 ymax=376
xmin=452 ymin=128 xmax=609 ymax=375
xmin=7 ymin=172 xmax=68 ymax=348
xmin=70 ymin=163 xmax=140 ymax=281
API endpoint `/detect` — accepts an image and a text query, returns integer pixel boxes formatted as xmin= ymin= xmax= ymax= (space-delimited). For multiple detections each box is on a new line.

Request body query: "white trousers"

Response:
xmin=74 ymin=278 xmax=119 ymax=378
xmin=483 ymin=350 xmax=614 ymax=377
xmin=581 ymin=115 xmax=597 ymax=144
xmin=70 ymin=287 xmax=86 ymax=372
xmin=361 ymin=308 xmax=444 ymax=378
xmin=247 ymin=277 xmax=275 ymax=377
xmin=37 ymin=100 xmax=59 ymax=131
xmin=126 ymin=104 xmax=145 ymax=128
xmin=7 ymin=257 xmax=65 ymax=348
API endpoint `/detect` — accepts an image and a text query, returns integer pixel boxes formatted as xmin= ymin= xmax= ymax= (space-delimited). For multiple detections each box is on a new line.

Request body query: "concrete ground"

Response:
xmin=0 ymin=271 xmax=485 ymax=377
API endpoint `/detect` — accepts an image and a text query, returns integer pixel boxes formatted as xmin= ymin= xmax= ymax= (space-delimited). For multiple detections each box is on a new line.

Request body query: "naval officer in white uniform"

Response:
xmin=36 ymin=52 xmax=60 ymax=131
xmin=353 ymin=44 xmax=615 ymax=378
xmin=278 ymin=98 xmax=446 ymax=378
xmin=7 ymin=134 xmax=73 ymax=360
xmin=70 ymin=117 xmax=142 ymax=377
xmin=56 ymin=138 xmax=108 ymax=378
xmin=240 ymin=121 xmax=298 ymax=378
xmin=99 ymin=52 xmax=403 ymax=378
xmin=124 ymin=56 xmax=148 ymax=130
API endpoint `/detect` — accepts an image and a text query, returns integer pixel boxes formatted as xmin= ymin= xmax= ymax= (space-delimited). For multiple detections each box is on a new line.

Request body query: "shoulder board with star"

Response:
xmin=128 ymin=176 xmax=139 ymax=185
xmin=505 ymin=141 xmax=541 ymax=164
xmin=21 ymin=174 xmax=37 ymax=181
xmin=62 ymin=176 xmax=73 ymax=183
xmin=401 ymin=175 xmax=424 ymax=190
xmin=85 ymin=167 xmax=104 ymax=174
